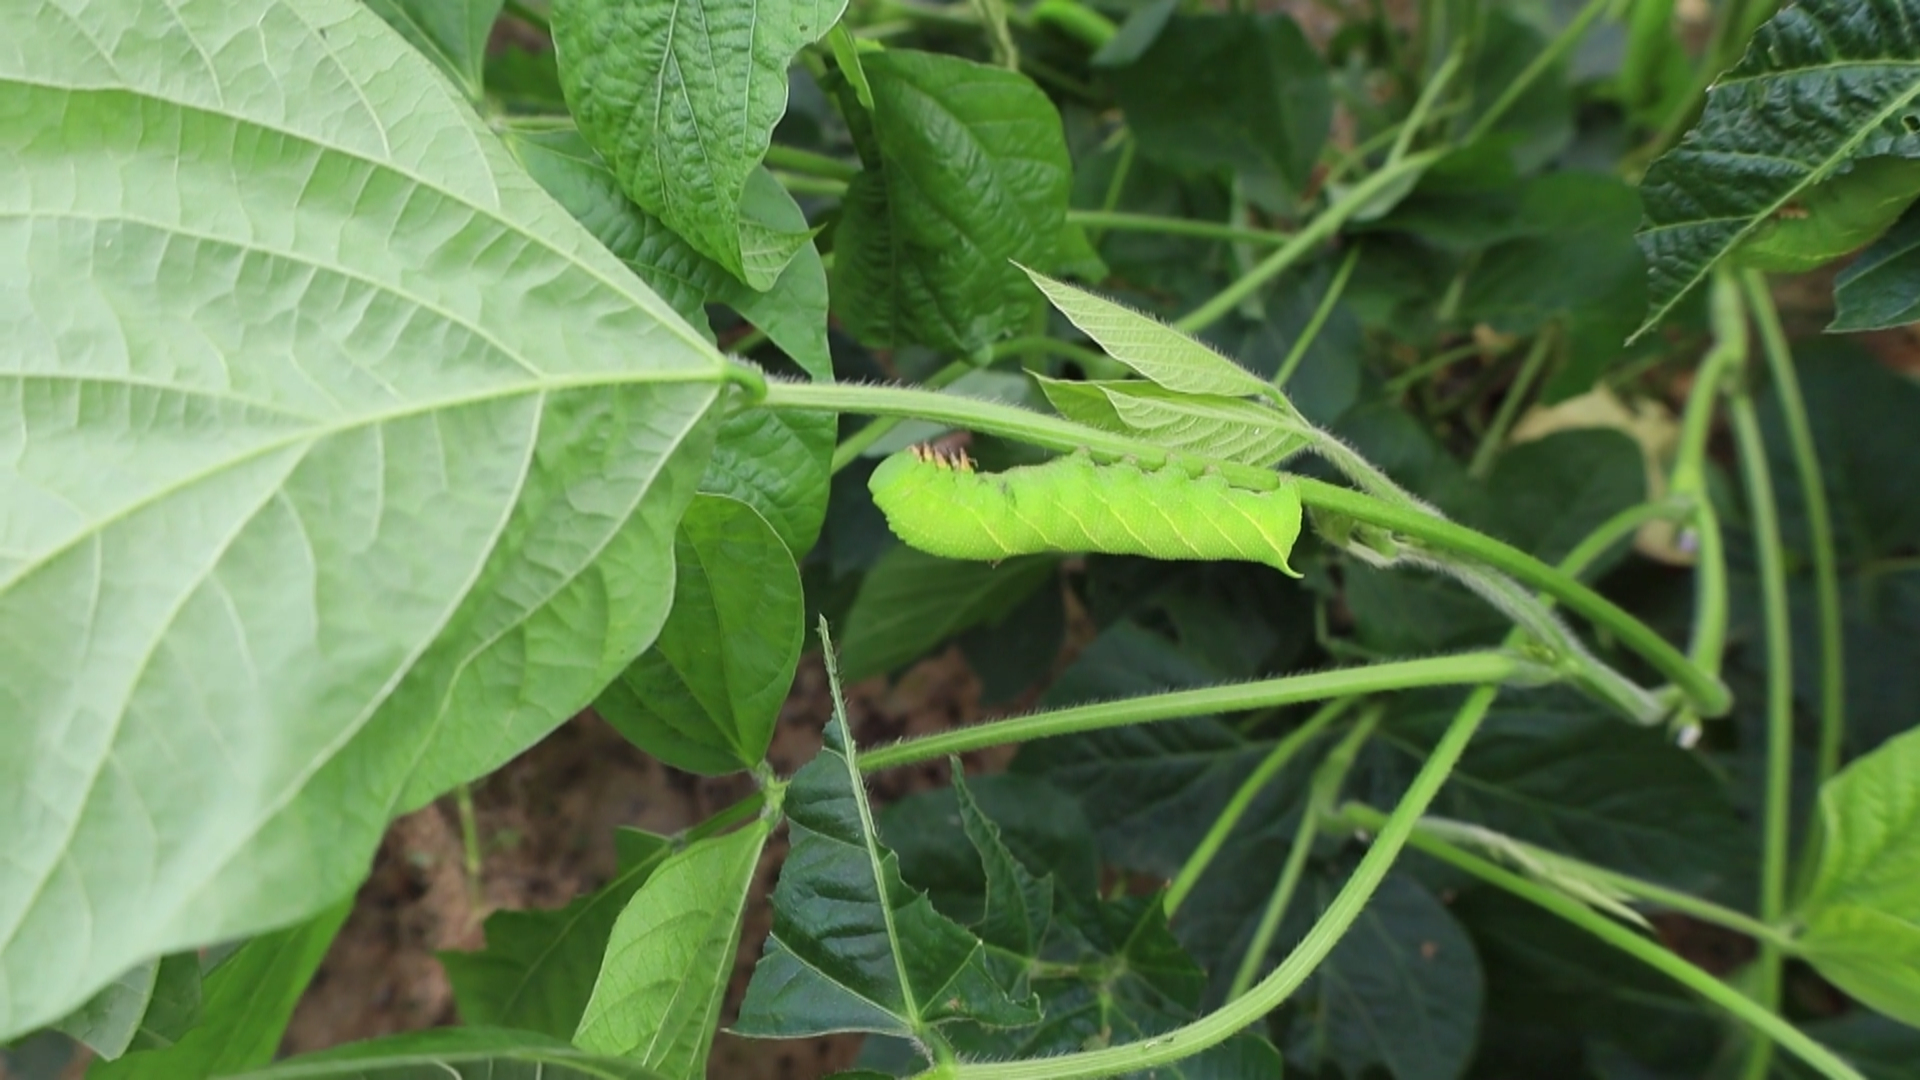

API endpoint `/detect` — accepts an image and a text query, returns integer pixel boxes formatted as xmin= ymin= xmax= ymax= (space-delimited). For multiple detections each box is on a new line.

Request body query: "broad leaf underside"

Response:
xmin=0 ymin=0 xmax=727 ymax=1038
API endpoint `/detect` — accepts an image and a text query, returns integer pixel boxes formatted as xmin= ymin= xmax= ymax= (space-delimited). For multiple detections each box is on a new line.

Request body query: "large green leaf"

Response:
xmin=1107 ymin=12 xmax=1330 ymax=203
xmin=1792 ymin=724 xmax=1920 ymax=1026
xmin=832 ymin=50 xmax=1074 ymax=353
xmin=575 ymin=822 xmax=770 ymax=1078
xmin=92 ymin=901 xmax=351 ymax=1080
xmin=364 ymin=0 xmax=503 ymax=100
xmin=441 ymin=828 xmax=673 ymax=1039
xmin=0 ymin=0 xmax=728 ymax=1039
xmin=597 ymin=495 xmax=802 ymax=774
xmin=551 ymin=0 xmax=842 ymax=287
xmin=224 ymin=1028 xmax=670 ymax=1079
xmin=732 ymin=635 xmax=1037 ymax=1043
xmin=1832 ymin=200 xmax=1920 ymax=331
xmin=836 ymin=547 xmax=1060 ymax=681
xmin=1634 ymin=0 xmax=1920 ymax=333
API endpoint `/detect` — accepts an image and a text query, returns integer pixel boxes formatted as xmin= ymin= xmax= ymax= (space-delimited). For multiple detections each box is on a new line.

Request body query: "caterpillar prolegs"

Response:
xmin=868 ymin=446 xmax=1302 ymax=576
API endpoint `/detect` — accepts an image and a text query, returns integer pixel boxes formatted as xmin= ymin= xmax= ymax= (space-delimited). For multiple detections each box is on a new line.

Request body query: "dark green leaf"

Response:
xmin=1110 ymin=13 xmax=1331 ymax=202
xmin=883 ymin=774 xmax=1102 ymax=921
xmin=831 ymin=51 xmax=1073 ymax=353
xmin=733 ymin=649 xmax=1037 ymax=1041
xmin=1793 ymin=723 xmax=1920 ymax=1026
xmin=957 ymin=580 xmax=1068 ymax=705
xmin=364 ymin=0 xmax=503 ymax=99
xmin=93 ymin=901 xmax=351 ymax=1080
xmin=125 ymin=955 xmax=203 ymax=1053
xmin=598 ymin=495 xmax=803 ymax=774
xmin=1833 ymin=200 xmax=1920 ymax=331
xmin=837 ymin=547 xmax=1060 ymax=681
xmin=441 ymin=829 xmax=672 ymax=1039
xmin=1281 ymin=872 xmax=1483 ymax=1080
xmin=0 ymin=1 xmax=728 ymax=1037
xmin=223 ymin=1028 xmax=670 ymax=1079
xmin=575 ymin=822 xmax=771 ymax=1078
xmin=951 ymin=772 xmax=1053 ymax=961
xmin=1635 ymin=0 xmax=1920 ymax=333
xmin=53 ymin=961 xmax=157 ymax=1061
xmin=1473 ymin=430 xmax=1647 ymax=567
xmin=1790 ymin=1011 xmax=1920 ymax=1080
xmin=1459 ymin=10 xmax=1574 ymax=173
xmin=552 ymin=0 xmax=840 ymax=286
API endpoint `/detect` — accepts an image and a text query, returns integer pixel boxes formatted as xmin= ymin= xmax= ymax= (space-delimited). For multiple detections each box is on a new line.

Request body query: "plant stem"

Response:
xmin=1066 ymin=209 xmax=1296 ymax=246
xmin=1743 ymin=270 xmax=1845 ymax=783
xmin=764 ymin=143 xmax=861 ymax=182
xmin=1174 ymin=150 xmax=1445 ymax=334
xmin=454 ymin=783 xmax=485 ymax=921
xmin=1229 ymin=709 xmax=1384 ymax=999
xmin=829 ymin=360 xmax=976 ymax=473
xmin=1273 ymin=245 xmax=1361 ymax=393
xmin=1335 ymin=805 xmax=1864 ymax=1080
xmin=1296 ymin=478 xmax=1731 ymax=717
xmin=858 ymin=652 xmax=1528 ymax=772
xmin=1730 ymin=387 xmax=1794 ymax=1080
xmin=772 ymin=171 xmax=849 ymax=197
xmin=1164 ymin=699 xmax=1356 ymax=916
xmin=1392 ymin=45 xmax=1464 ymax=163
xmin=1464 ymin=0 xmax=1610 ymax=144
xmin=1467 ymin=325 xmax=1556 ymax=479
xmin=948 ymin=684 xmax=1505 ymax=1080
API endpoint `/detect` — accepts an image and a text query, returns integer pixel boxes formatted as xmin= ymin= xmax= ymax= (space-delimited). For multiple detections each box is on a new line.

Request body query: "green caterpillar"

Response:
xmin=868 ymin=446 xmax=1302 ymax=576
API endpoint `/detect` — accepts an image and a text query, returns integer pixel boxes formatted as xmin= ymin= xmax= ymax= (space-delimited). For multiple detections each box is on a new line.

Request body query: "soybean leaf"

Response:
xmin=552 ymin=0 xmax=842 ymax=287
xmin=0 ymin=0 xmax=727 ymax=1039
xmin=732 ymin=637 xmax=1037 ymax=1042
xmin=52 ymin=961 xmax=157 ymax=1061
xmin=224 ymin=1028 xmax=670 ymax=1079
xmin=1279 ymin=871 xmax=1483 ymax=1080
xmin=833 ymin=52 xmax=1073 ymax=353
xmin=92 ymin=901 xmax=351 ymax=1080
xmin=124 ymin=954 xmax=203 ymax=1053
xmin=1023 ymin=269 xmax=1277 ymax=400
xmin=1107 ymin=12 xmax=1331 ymax=203
xmin=1032 ymin=376 xmax=1309 ymax=466
xmin=364 ymin=0 xmax=503 ymax=100
xmin=883 ymin=775 xmax=1102 ymax=920
xmin=575 ymin=822 xmax=771 ymax=1078
xmin=1792 ymin=724 xmax=1920 ymax=1026
xmin=598 ymin=496 xmax=802 ymax=774
xmin=1634 ymin=0 xmax=1920 ymax=334
xmin=837 ymin=548 xmax=1060 ymax=681
xmin=1374 ymin=689 xmax=1745 ymax=891
xmin=441 ymin=829 xmax=673 ymax=1040
xmin=505 ymin=126 xmax=834 ymax=555
xmin=1833 ymin=201 xmax=1920 ymax=330
xmin=1789 ymin=1012 xmax=1920 ymax=1080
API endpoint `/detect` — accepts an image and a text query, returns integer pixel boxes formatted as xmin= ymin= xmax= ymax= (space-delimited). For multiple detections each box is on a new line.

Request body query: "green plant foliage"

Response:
xmin=92 ymin=901 xmax=351 ymax=1079
xmin=597 ymin=495 xmax=803 ymax=774
xmin=363 ymin=0 xmax=504 ymax=100
xmin=551 ymin=0 xmax=841 ymax=287
xmin=732 ymin=643 xmax=1039 ymax=1045
xmin=1635 ymin=0 xmax=1920 ymax=332
xmin=224 ymin=1028 xmax=671 ymax=1079
xmin=1023 ymin=269 xmax=1278 ymax=399
xmin=1105 ymin=12 xmax=1331 ymax=203
xmin=0 ymin=0 xmax=727 ymax=1040
xmin=1032 ymin=376 xmax=1309 ymax=466
xmin=836 ymin=547 xmax=1060 ymax=681
xmin=441 ymin=829 xmax=672 ymax=1039
xmin=832 ymin=51 xmax=1074 ymax=352
xmin=1832 ymin=202 xmax=1920 ymax=330
xmin=1792 ymin=724 xmax=1920 ymax=1026
xmin=574 ymin=822 xmax=771 ymax=1077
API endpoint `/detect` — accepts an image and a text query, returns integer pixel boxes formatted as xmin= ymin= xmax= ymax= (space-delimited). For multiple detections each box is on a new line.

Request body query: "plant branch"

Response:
xmin=1743 ymin=270 xmax=1845 ymax=783
xmin=858 ymin=652 xmax=1529 ymax=772
xmin=764 ymin=143 xmax=860 ymax=181
xmin=1335 ymin=805 xmax=1863 ymax=1080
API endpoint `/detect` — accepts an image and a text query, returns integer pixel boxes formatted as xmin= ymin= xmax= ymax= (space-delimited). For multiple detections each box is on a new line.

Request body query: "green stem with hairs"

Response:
xmin=941 ymin=684 xmax=1505 ymax=1080
xmin=1164 ymin=699 xmax=1356 ymax=916
xmin=1731 ymin=387 xmax=1795 ymax=1080
xmin=1336 ymin=805 xmax=1863 ymax=1080
xmin=1743 ymin=270 xmax=1845 ymax=783
xmin=858 ymin=652 xmax=1527 ymax=773
xmin=829 ymin=361 xmax=976 ymax=474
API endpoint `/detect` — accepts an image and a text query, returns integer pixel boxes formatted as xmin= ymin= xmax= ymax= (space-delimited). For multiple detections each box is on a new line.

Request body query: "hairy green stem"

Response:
xmin=858 ymin=653 xmax=1526 ymax=772
xmin=1174 ymin=151 xmax=1445 ymax=334
xmin=1731 ymin=389 xmax=1794 ymax=1080
xmin=1336 ymin=806 xmax=1863 ymax=1080
xmin=1274 ymin=245 xmax=1361 ymax=392
xmin=1467 ymin=326 xmax=1555 ymax=479
xmin=1743 ymin=270 xmax=1845 ymax=783
xmin=946 ymin=684 xmax=1504 ymax=1079
xmin=1164 ymin=700 xmax=1356 ymax=917
xmin=828 ymin=361 xmax=977 ymax=473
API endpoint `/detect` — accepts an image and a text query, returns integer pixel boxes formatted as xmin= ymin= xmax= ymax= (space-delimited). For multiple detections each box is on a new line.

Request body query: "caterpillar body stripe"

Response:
xmin=868 ymin=446 xmax=1302 ymax=576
